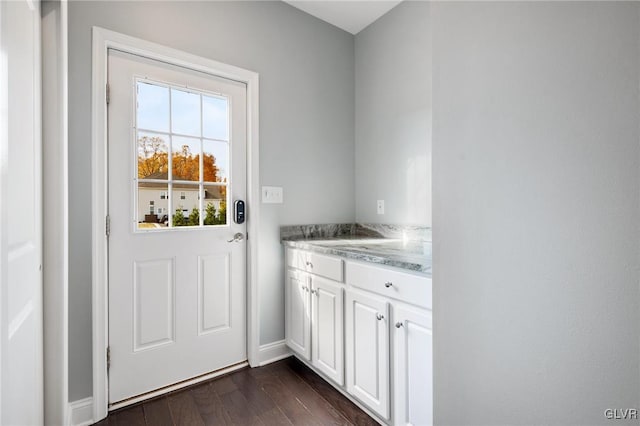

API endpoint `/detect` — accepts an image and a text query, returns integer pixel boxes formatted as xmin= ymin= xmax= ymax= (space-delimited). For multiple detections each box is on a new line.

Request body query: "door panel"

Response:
xmin=311 ymin=276 xmax=344 ymax=385
xmin=285 ymin=268 xmax=311 ymax=360
xmin=198 ymin=254 xmax=230 ymax=334
xmin=394 ymin=306 xmax=432 ymax=426
xmin=108 ymin=49 xmax=247 ymax=403
xmin=133 ymin=259 xmax=175 ymax=351
xmin=1 ymin=0 xmax=43 ymax=424
xmin=346 ymin=289 xmax=389 ymax=420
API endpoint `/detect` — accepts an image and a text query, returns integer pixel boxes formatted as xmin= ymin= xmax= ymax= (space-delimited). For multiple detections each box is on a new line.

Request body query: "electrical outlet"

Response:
xmin=377 ymin=200 xmax=385 ymax=215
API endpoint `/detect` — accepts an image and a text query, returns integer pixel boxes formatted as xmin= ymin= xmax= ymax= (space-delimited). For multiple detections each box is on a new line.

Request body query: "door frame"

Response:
xmin=91 ymin=27 xmax=260 ymax=421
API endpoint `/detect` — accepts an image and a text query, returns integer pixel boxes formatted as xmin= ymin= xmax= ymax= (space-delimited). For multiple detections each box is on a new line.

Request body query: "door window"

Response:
xmin=135 ymin=80 xmax=230 ymax=229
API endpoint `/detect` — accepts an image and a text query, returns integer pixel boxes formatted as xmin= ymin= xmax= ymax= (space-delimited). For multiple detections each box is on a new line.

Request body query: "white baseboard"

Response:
xmin=67 ymin=397 xmax=94 ymax=426
xmin=258 ymin=339 xmax=291 ymax=366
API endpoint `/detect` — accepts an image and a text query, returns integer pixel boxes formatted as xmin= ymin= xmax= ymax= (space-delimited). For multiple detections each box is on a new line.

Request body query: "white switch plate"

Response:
xmin=377 ymin=200 xmax=385 ymax=215
xmin=262 ymin=186 xmax=283 ymax=204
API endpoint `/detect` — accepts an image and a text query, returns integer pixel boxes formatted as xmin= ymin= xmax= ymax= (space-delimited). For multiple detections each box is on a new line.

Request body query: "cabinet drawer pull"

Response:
xmin=376 ymin=313 xmax=384 ymax=321
xmin=384 ymin=281 xmax=393 ymax=288
xmin=395 ymin=322 xmax=404 ymax=328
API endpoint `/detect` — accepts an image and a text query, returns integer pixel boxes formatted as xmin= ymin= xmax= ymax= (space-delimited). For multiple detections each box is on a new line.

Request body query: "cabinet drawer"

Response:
xmin=286 ymin=248 xmax=343 ymax=282
xmin=346 ymin=261 xmax=431 ymax=309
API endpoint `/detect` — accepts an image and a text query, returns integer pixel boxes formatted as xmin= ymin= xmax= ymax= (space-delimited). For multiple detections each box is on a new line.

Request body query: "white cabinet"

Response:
xmin=311 ymin=276 xmax=344 ymax=385
xmin=346 ymin=261 xmax=431 ymax=310
xmin=285 ymin=249 xmax=345 ymax=386
xmin=393 ymin=305 xmax=432 ymax=426
xmin=285 ymin=268 xmax=311 ymax=360
xmin=287 ymin=247 xmax=343 ymax=281
xmin=345 ymin=289 xmax=390 ymax=420
xmin=284 ymin=246 xmax=432 ymax=426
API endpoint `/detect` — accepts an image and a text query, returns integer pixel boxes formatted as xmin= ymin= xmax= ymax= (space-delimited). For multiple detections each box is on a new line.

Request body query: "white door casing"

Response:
xmin=393 ymin=306 xmax=432 ymax=426
xmin=311 ymin=275 xmax=344 ymax=386
xmin=108 ymin=49 xmax=247 ymax=403
xmin=346 ymin=289 xmax=390 ymax=420
xmin=92 ymin=27 xmax=260 ymax=421
xmin=0 ymin=0 xmax=44 ymax=424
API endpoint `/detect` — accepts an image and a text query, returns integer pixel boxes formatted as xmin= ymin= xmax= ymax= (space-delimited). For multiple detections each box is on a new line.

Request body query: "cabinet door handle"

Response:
xmin=311 ymin=289 xmax=317 ymax=295
xmin=395 ymin=322 xmax=404 ymax=329
xmin=305 ymin=261 xmax=313 ymax=268
xmin=384 ymin=281 xmax=393 ymax=288
xmin=376 ymin=313 xmax=384 ymax=321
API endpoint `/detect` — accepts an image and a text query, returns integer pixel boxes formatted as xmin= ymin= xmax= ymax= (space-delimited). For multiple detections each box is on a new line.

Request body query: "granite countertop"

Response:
xmin=280 ymin=224 xmax=432 ymax=276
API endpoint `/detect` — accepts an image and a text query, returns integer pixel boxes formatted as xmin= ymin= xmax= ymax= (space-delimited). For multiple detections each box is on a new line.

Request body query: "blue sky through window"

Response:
xmin=203 ymin=95 xmax=228 ymax=140
xmin=137 ymin=82 xmax=169 ymax=132
xmin=171 ymin=88 xmax=200 ymax=136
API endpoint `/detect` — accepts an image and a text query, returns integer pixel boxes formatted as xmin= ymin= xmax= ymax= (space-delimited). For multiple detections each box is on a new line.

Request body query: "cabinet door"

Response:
xmin=285 ymin=268 xmax=311 ymax=360
xmin=346 ymin=289 xmax=390 ymax=420
xmin=393 ymin=306 xmax=432 ymax=426
xmin=311 ymin=276 xmax=344 ymax=385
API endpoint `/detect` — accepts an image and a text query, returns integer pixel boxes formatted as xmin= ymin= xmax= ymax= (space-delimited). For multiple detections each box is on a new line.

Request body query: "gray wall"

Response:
xmin=69 ymin=1 xmax=355 ymax=401
xmin=354 ymin=1 xmax=431 ymax=225
xmin=432 ymin=2 xmax=640 ymax=424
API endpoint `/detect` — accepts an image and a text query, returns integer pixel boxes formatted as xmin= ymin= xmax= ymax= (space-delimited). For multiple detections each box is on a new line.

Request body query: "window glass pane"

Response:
xmin=203 ymin=140 xmax=228 ymax=183
xmin=137 ymin=183 xmax=169 ymax=229
xmin=171 ymin=88 xmax=201 ymax=136
xmin=172 ymin=185 xmax=200 ymax=226
xmin=137 ymin=82 xmax=170 ymax=133
xmin=138 ymin=132 xmax=169 ymax=179
xmin=172 ymin=136 xmax=200 ymax=182
xmin=203 ymin=185 xmax=227 ymax=226
xmin=203 ymin=95 xmax=228 ymax=141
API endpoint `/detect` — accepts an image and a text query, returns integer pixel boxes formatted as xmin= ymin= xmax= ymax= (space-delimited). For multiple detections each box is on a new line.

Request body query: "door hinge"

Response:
xmin=107 ymin=346 xmax=111 ymax=373
xmin=106 ymin=83 xmax=110 ymax=105
xmin=106 ymin=214 xmax=111 ymax=237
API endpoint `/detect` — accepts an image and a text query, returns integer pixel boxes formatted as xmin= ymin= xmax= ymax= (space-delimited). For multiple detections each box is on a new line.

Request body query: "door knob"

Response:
xmin=227 ymin=232 xmax=244 ymax=243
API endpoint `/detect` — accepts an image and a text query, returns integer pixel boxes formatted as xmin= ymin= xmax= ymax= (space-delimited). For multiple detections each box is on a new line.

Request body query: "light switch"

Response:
xmin=262 ymin=186 xmax=283 ymax=204
xmin=377 ymin=200 xmax=385 ymax=215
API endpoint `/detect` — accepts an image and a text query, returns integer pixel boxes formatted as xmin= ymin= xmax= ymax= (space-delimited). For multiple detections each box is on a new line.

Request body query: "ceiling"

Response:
xmin=283 ymin=0 xmax=403 ymax=35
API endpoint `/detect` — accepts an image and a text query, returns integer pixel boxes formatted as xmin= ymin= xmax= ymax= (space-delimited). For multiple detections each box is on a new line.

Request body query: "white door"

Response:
xmin=108 ymin=49 xmax=247 ymax=403
xmin=346 ymin=289 xmax=389 ymax=420
xmin=393 ymin=306 xmax=432 ymax=426
xmin=311 ymin=276 xmax=344 ymax=385
xmin=0 ymin=0 xmax=43 ymax=424
xmin=285 ymin=268 xmax=311 ymax=360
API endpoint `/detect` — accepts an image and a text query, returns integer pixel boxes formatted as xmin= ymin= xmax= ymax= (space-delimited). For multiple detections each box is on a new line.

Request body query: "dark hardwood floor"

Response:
xmin=94 ymin=357 xmax=377 ymax=426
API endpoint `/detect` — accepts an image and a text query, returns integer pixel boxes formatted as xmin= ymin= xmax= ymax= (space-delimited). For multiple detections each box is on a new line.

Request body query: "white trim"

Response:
xmin=0 ymin=4 xmax=6 ymax=421
xmin=258 ymin=340 xmax=291 ymax=366
xmin=42 ymin=1 xmax=69 ymax=425
xmin=67 ymin=397 xmax=93 ymax=426
xmin=91 ymin=27 xmax=260 ymax=422
xmin=109 ymin=361 xmax=248 ymax=411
